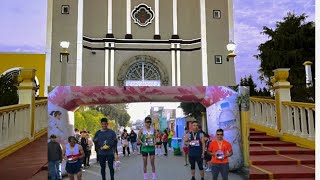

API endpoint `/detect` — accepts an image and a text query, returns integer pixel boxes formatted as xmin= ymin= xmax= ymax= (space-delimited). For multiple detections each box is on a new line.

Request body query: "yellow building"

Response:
xmin=0 ymin=53 xmax=46 ymax=97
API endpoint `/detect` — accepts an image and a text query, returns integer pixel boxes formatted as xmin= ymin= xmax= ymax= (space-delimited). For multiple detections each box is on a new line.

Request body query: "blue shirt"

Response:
xmin=93 ymin=129 xmax=117 ymax=155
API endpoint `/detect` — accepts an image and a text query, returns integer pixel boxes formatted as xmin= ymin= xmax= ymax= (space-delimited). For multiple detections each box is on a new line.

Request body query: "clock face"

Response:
xmin=131 ymin=4 xmax=155 ymax=27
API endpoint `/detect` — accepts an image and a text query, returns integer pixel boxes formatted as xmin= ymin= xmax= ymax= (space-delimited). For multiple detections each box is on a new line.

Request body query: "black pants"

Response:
xmin=83 ymin=150 xmax=90 ymax=166
xmin=99 ymin=154 xmax=115 ymax=180
xmin=189 ymin=155 xmax=204 ymax=170
xmin=123 ymin=146 xmax=130 ymax=155
xmin=163 ymin=142 xmax=168 ymax=155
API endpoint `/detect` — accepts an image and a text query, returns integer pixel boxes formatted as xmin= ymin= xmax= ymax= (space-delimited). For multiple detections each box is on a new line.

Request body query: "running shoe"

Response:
xmin=144 ymin=173 xmax=148 ymax=180
xmin=191 ymin=176 xmax=196 ymax=180
xmin=205 ymin=168 xmax=211 ymax=172
xmin=152 ymin=173 xmax=157 ymax=180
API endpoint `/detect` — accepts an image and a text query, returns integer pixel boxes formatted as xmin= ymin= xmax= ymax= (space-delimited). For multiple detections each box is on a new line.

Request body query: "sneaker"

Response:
xmin=205 ymin=168 xmax=211 ymax=172
xmin=191 ymin=176 xmax=196 ymax=180
xmin=152 ymin=173 xmax=157 ymax=180
xmin=144 ymin=173 xmax=148 ymax=180
xmin=184 ymin=163 xmax=188 ymax=166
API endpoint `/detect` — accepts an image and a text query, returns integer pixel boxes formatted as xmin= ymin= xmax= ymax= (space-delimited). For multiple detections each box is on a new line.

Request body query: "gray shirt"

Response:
xmin=48 ymin=141 xmax=62 ymax=161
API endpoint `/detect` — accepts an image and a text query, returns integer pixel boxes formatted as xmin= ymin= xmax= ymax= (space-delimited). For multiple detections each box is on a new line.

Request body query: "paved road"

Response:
xmin=64 ymin=145 xmax=247 ymax=180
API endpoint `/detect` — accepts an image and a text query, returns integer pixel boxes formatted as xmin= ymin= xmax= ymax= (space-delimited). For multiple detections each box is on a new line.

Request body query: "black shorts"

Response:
xmin=204 ymin=152 xmax=212 ymax=161
xmin=141 ymin=151 xmax=155 ymax=157
xmin=156 ymin=142 xmax=162 ymax=145
xmin=189 ymin=156 xmax=204 ymax=170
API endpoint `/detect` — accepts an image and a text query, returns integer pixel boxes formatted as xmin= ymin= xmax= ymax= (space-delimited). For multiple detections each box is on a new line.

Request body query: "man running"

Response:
xmin=63 ymin=136 xmax=85 ymax=180
xmin=138 ymin=117 xmax=157 ymax=180
xmin=184 ymin=121 xmax=206 ymax=180
xmin=208 ymin=129 xmax=233 ymax=180
xmin=93 ymin=118 xmax=117 ymax=180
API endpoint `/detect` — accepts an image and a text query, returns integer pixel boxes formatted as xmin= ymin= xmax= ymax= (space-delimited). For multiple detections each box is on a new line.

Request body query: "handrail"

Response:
xmin=249 ymin=97 xmax=275 ymax=104
xmin=35 ymin=99 xmax=48 ymax=106
xmin=0 ymin=104 xmax=30 ymax=113
xmin=282 ymin=101 xmax=315 ymax=109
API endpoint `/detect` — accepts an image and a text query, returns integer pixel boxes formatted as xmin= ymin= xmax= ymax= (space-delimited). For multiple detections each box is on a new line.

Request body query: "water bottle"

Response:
xmin=218 ymin=102 xmax=242 ymax=170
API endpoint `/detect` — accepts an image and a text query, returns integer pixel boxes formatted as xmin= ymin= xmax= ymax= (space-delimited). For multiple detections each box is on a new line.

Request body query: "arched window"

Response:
xmin=125 ymin=61 xmax=161 ymax=86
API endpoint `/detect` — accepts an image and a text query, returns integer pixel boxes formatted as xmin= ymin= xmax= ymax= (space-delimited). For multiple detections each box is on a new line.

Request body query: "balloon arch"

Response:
xmin=48 ymin=86 xmax=243 ymax=170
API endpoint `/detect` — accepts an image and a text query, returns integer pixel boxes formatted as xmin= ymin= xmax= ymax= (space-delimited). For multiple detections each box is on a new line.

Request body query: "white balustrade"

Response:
xmin=249 ymin=98 xmax=277 ymax=130
xmin=0 ymin=104 xmax=30 ymax=150
xmin=35 ymin=99 xmax=48 ymax=134
xmin=282 ymin=102 xmax=315 ymax=140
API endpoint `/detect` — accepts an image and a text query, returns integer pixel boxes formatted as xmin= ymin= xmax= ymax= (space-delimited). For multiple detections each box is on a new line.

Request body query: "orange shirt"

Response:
xmin=208 ymin=140 xmax=232 ymax=164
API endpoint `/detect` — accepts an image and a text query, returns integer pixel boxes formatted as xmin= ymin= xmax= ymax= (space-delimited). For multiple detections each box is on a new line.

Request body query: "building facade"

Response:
xmin=46 ymin=0 xmax=236 ymax=88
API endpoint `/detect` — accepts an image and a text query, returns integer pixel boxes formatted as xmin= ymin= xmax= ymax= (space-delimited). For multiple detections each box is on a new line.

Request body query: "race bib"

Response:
xmin=190 ymin=140 xmax=200 ymax=147
xmin=145 ymin=137 xmax=154 ymax=146
xmin=216 ymin=150 xmax=224 ymax=160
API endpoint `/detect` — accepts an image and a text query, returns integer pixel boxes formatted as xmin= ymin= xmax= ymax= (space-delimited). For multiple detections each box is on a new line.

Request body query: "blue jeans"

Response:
xmin=49 ymin=160 xmax=62 ymax=180
xmin=211 ymin=163 xmax=229 ymax=180
xmin=131 ymin=142 xmax=138 ymax=152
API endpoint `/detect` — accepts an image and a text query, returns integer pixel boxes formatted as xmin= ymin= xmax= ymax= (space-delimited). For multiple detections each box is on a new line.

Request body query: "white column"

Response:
xmin=76 ymin=0 xmax=84 ymax=86
xmin=155 ymin=0 xmax=160 ymax=35
xmin=45 ymin=0 xmax=53 ymax=96
xmin=177 ymin=43 xmax=181 ymax=86
xmin=110 ymin=43 xmax=115 ymax=86
xmin=104 ymin=43 xmax=109 ymax=86
xmin=227 ymin=0 xmax=234 ymax=41
xmin=171 ymin=43 xmax=176 ymax=86
xmin=108 ymin=0 xmax=113 ymax=34
xmin=200 ymin=0 xmax=208 ymax=86
xmin=173 ymin=0 xmax=178 ymax=35
xmin=126 ymin=0 xmax=131 ymax=35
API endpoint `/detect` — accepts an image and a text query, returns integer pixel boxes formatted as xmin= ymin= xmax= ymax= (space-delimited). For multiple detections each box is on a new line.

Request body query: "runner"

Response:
xmin=182 ymin=128 xmax=189 ymax=166
xmin=162 ymin=129 xmax=168 ymax=156
xmin=167 ymin=128 xmax=174 ymax=151
xmin=138 ymin=117 xmax=157 ymax=180
xmin=63 ymin=136 xmax=85 ymax=180
xmin=80 ymin=131 xmax=89 ymax=168
xmin=184 ymin=121 xmax=205 ymax=180
xmin=155 ymin=129 xmax=163 ymax=156
xmin=121 ymin=130 xmax=130 ymax=156
xmin=93 ymin=118 xmax=117 ymax=180
xmin=208 ymin=129 xmax=233 ymax=180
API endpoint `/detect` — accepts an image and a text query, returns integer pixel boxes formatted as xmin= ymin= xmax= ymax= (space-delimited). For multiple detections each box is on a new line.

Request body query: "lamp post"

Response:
xmin=60 ymin=41 xmax=70 ymax=86
xmin=303 ymin=61 xmax=313 ymax=88
xmin=226 ymin=41 xmax=236 ymax=61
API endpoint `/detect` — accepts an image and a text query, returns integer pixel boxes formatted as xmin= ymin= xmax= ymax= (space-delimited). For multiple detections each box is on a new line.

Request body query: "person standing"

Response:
xmin=48 ymin=134 xmax=63 ymax=180
xmin=184 ymin=121 xmax=206 ymax=180
xmin=204 ymin=133 xmax=213 ymax=172
xmin=182 ymin=128 xmax=189 ymax=166
xmin=130 ymin=129 xmax=138 ymax=154
xmin=86 ymin=132 xmax=94 ymax=167
xmin=121 ymin=130 xmax=130 ymax=156
xmin=80 ymin=131 xmax=89 ymax=168
xmin=162 ymin=129 xmax=168 ymax=156
xmin=93 ymin=118 xmax=117 ymax=180
xmin=155 ymin=130 xmax=163 ymax=156
xmin=167 ymin=128 xmax=174 ymax=151
xmin=63 ymin=136 xmax=85 ymax=180
xmin=208 ymin=129 xmax=233 ymax=180
xmin=138 ymin=117 xmax=157 ymax=180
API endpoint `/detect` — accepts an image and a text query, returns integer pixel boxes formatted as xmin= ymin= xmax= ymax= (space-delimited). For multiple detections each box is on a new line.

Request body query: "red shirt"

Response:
xmin=162 ymin=134 xmax=168 ymax=142
xmin=208 ymin=140 xmax=232 ymax=164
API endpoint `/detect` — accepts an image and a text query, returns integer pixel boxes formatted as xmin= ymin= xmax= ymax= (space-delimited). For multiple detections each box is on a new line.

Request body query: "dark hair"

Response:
xmin=80 ymin=131 xmax=87 ymax=134
xmin=101 ymin=118 xmax=108 ymax=123
xmin=184 ymin=127 xmax=188 ymax=131
xmin=68 ymin=136 xmax=77 ymax=143
xmin=74 ymin=128 xmax=79 ymax=132
xmin=164 ymin=129 xmax=168 ymax=136
xmin=192 ymin=121 xmax=198 ymax=124
xmin=50 ymin=111 xmax=56 ymax=116
xmin=54 ymin=111 xmax=61 ymax=117
xmin=50 ymin=134 xmax=57 ymax=138
xmin=87 ymin=131 xmax=90 ymax=134
xmin=204 ymin=133 xmax=210 ymax=138
xmin=145 ymin=117 xmax=152 ymax=122
xmin=216 ymin=129 xmax=224 ymax=133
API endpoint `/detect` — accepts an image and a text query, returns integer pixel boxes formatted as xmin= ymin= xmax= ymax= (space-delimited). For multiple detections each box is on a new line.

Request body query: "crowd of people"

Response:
xmin=48 ymin=117 xmax=233 ymax=180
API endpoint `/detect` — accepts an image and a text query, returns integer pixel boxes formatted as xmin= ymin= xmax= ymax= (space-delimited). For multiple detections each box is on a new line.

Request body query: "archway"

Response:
xmin=117 ymin=55 xmax=169 ymax=86
xmin=1 ymin=67 xmax=40 ymax=96
xmin=48 ymin=86 xmax=243 ymax=170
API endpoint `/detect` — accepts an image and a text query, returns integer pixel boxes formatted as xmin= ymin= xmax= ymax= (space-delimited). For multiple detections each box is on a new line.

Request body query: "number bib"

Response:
xmin=145 ymin=137 xmax=154 ymax=146
xmin=190 ymin=140 xmax=200 ymax=147
xmin=216 ymin=150 xmax=224 ymax=160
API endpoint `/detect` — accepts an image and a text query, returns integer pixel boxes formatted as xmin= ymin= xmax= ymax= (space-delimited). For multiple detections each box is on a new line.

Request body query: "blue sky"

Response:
xmin=0 ymin=0 xmax=315 ymax=88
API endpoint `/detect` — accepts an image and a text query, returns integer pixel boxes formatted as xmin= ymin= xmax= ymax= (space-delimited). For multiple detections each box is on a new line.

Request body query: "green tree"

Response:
xmin=74 ymin=109 xmax=105 ymax=134
xmin=255 ymin=12 xmax=315 ymax=102
xmin=179 ymin=102 xmax=205 ymax=121
xmin=91 ymin=104 xmax=131 ymax=127
xmin=0 ymin=75 xmax=19 ymax=107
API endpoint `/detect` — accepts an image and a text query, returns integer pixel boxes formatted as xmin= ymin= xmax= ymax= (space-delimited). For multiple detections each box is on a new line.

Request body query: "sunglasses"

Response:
xmin=146 ymin=121 xmax=152 ymax=123
xmin=216 ymin=134 xmax=224 ymax=136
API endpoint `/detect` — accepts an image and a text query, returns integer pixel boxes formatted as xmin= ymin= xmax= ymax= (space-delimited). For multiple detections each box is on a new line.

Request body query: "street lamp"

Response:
xmin=60 ymin=41 xmax=70 ymax=62
xmin=60 ymin=41 xmax=70 ymax=85
xmin=226 ymin=41 xmax=236 ymax=62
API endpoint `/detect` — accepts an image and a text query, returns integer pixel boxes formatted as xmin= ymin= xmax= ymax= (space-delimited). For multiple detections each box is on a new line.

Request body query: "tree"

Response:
xmin=179 ymin=102 xmax=206 ymax=121
xmin=91 ymin=104 xmax=131 ymax=127
xmin=255 ymin=12 xmax=315 ymax=102
xmin=0 ymin=75 xmax=19 ymax=107
xmin=238 ymin=75 xmax=270 ymax=97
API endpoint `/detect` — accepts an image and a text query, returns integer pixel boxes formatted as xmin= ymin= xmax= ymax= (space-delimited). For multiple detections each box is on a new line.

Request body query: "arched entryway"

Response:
xmin=1 ymin=67 xmax=40 ymax=96
xmin=117 ymin=55 xmax=169 ymax=86
xmin=48 ymin=86 xmax=244 ymax=170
